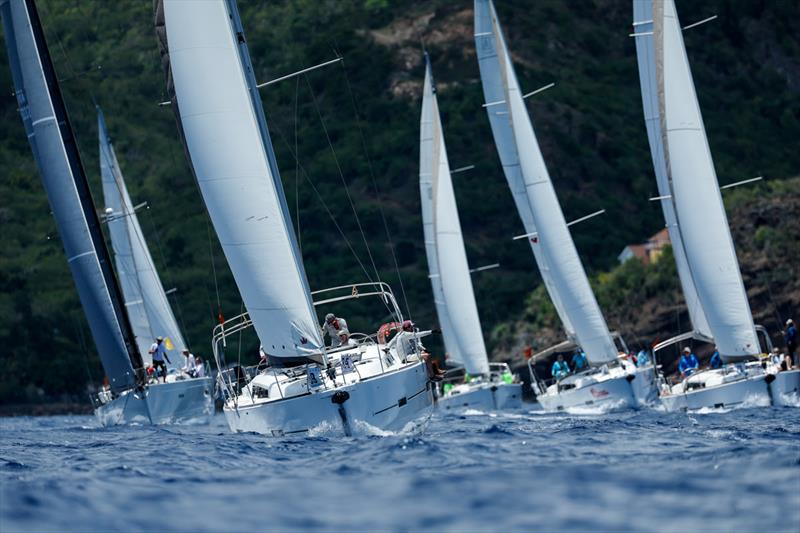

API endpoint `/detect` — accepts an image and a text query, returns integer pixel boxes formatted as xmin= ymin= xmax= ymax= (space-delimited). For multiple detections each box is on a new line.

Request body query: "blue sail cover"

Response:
xmin=1 ymin=0 xmax=141 ymax=391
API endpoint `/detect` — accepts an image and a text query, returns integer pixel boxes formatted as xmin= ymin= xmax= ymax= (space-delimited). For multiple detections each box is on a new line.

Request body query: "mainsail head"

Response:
xmin=420 ymin=56 xmax=489 ymax=375
xmin=98 ymin=107 xmax=187 ymax=369
xmin=1 ymin=0 xmax=142 ymax=392
xmin=648 ymin=0 xmax=759 ymax=360
xmin=155 ymin=0 xmax=323 ymax=358
xmin=474 ymin=0 xmax=618 ymax=364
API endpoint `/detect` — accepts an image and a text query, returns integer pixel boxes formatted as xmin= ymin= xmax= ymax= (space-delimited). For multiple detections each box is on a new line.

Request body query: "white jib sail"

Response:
xmin=475 ymin=0 xmax=618 ymax=364
xmin=654 ymin=0 xmax=759 ymax=359
xmin=99 ymin=108 xmax=187 ymax=368
xmin=420 ymin=57 xmax=490 ymax=376
xmin=163 ymin=0 xmax=323 ymax=357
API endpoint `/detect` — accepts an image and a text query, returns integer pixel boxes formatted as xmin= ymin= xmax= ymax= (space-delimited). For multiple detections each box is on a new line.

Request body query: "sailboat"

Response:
xmin=632 ymin=0 xmax=797 ymax=410
xmin=474 ymin=0 xmax=658 ymax=412
xmin=154 ymin=0 xmax=434 ymax=436
xmin=96 ymin=107 xmax=214 ymax=424
xmin=419 ymin=56 xmax=522 ymax=412
xmin=0 ymin=0 xmax=211 ymax=426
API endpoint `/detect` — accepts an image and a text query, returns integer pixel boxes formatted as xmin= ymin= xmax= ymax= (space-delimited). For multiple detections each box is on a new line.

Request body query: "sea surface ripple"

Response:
xmin=1 ymin=406 xmax=798 ymax=532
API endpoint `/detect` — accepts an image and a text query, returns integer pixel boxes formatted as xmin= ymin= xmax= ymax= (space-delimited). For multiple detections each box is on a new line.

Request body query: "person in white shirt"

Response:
xmin=194 ymin=356 xmax=206 ymax=378
xmin=148 ymin=337 xmax=170 ymax=383
xmin=182 ymin=349 xmax=197 ymax=377
xmin=322 ymin=313 xmax=348 ymax=348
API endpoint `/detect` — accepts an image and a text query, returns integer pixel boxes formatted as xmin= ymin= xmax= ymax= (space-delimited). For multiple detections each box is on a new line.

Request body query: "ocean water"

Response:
xmin=1 ymin=406 xmax=798 ymax=532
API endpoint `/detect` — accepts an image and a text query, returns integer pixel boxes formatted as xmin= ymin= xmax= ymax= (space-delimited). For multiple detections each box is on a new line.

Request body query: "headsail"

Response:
xmin=632 ymin=0 xmax=712 ymax=340
xmin=155 ymin=0 xmax=323 ymax=358
xmin=648 ymin=0 xmax=759 ymax=359
xmin=98 ymin=107 xmax=187 ymax=368
xmin=1 ymin=0 xmax=142 ymax=391
xmin=420 ymin=57 xmax=489 ymax=375
xmin=474 ymin=0 xmax=618 ymax=364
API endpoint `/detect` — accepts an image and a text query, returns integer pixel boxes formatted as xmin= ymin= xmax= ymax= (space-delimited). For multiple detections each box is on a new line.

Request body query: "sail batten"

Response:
xmin=646 ymin=0 xmax=759 ymax=359
xmin=1 ymin=0 xmax=141 ymax=392
xmin=475 ymin=0 xmax=617 ymax=364
xmin=158 ymin=0 xmax=322 ymax=357
xmin=420 ymin=57 xmax=489 ymax=375
xmin=99 ymin=108 xmax=187 ymax=368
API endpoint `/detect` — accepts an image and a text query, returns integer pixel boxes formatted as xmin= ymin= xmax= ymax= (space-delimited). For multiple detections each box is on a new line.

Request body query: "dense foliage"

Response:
xmin=0 ymin=0 xmax=797 ymax=404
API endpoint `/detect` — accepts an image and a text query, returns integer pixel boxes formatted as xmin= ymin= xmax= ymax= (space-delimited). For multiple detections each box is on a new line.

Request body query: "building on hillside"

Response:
xmin=617 ymin=228 xmax=670 ymax=265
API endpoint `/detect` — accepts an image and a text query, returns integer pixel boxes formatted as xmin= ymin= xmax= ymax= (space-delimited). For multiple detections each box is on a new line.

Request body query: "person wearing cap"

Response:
xmin=322 ymin=313 xmax=348 ymax=348
xmin=709 ymin=346 xmax=722 ymax=369
xmin=395 ymin=320 xmax=420 ymax=359
xmin=182 ymin=349 xmax=197 ymax=377
xmin=337 ymin=328 xmax=356 ymax=348
xmin=784 ymin=319 xmax=797 ymax=364
xmin=678 ymin=347 xmax=699 ymax=378
xmin=149 ymin=337 xmax=171 ymax=383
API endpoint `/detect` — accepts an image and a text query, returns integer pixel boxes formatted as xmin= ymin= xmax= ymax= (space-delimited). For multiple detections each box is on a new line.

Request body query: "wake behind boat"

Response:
xmin=418 ymin=55 xmax=522 ymax=412
xmin=155 ymin=0 xmax=434 ymax=436
xmin=474 ymin=0 xmax=657 ymax=412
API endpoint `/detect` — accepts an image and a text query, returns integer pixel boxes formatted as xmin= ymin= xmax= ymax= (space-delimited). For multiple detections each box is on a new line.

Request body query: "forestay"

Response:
xmin=474 ymin=0 xmax=617 ymax=364
xmin=419 ymin=57 xmax=489 ymax=376
xmin=652 ymin=0 xmax=759 ymax=359
xmin=98 ymin=108 xmax=186 ymax=368
xmin=157 ymin=0 xmax=322 ymax=357
xmin=632 ymin=0 xmax=712 ymax=340
xmin=1 ymin=0 xmax=141 ymax=391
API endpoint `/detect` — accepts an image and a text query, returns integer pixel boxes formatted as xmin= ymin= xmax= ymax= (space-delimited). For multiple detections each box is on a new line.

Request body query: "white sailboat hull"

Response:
xmin=660 ymin=371 xmax=769 ymax=412
xmin=631 ymin=364 xmax=660 ymax=407
xmin=95 ymin=377 xmax=214 ymax=426
xmin=768 ymin=369 xmax=800 ymax=407
xmin=437 ymin=382 xmax=523 ymax=412
xmin=537 ymin=373 xmax=636 ymax=413
xmin=223 ymin=362 xmax=434 ymax=437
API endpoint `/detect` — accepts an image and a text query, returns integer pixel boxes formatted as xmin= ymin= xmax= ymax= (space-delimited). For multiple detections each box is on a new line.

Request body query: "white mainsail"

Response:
xmin=474 ymin=0 xmax=618 ymax=364
xmin=420 ymin=57 xmax=489 ymax=376
xmin=632 ymin=0 xmax=712 ymax=340
xmin=649 ymin=0 xmax=759 ymax=359
xmin=99 ymin=108 xmax=187 ymax=368
xmin=161 ymin=0 xmax=323 ymax=358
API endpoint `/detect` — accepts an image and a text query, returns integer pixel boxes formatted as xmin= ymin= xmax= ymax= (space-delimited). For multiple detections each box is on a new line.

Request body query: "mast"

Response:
xmin=474 ymin=0 xmax=618 ymax=364
xmin=98 ymin=107 xmax=187 ymax=369
xmin=1 ymin=0 xmax=143 ymax=391
xmin=154 ymin=0 xmax=323 ymax=358
xmin=420 ymin=56 xmax=489 ymax=375
xmin=649 ymin=0 xmax=759 ymax=360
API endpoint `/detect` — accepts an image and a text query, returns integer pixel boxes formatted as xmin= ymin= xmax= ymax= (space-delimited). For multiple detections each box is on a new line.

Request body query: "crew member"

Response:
xmin=149 ymin=337 xmax=170 ymax=383
xmin=182 ymin=349 xmax=197 ymax=377
xmin=709 ymin=347 xmax=722 ymax=369
xmin=322 ymin=313 xmax=348 ymax=348
xmin=678 ymin=347 xmax=699 ymax=378
xmin=785 ymin=319 xmax=797 ymax=365
xmin=551 ymin=354 xmax=570 ymax=381
xmin=571 ymin=351 xmax=587 ymax=372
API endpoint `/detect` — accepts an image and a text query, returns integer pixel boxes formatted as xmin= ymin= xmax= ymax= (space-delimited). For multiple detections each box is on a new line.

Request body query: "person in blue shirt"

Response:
xmin=571 ymin=351 xmax=588 ymax=372
xmin=551 ymin=354 xmax=570 ymax=381
xmin=678 ymin=347 xmax=699 ymax=378
xmin=636 ymin=349 xmax=650 ymax=367
xmin=785 ymin=319 xmax=797 ymax=363
xmin=709 ymin=347 xmax=722 ymax=369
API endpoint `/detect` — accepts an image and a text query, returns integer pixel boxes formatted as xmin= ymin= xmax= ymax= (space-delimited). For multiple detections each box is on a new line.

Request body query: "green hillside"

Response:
xmin=1 ymin=0 xmax=798 ymax=405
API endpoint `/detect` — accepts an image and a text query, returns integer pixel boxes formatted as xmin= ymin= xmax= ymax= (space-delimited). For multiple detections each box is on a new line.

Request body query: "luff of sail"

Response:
xmin=632 ymin=0 xmax=712 ymax=341
xmin=474 ymin=0 xmax=618 ymax=364
xmin=420 ymin=57 xmax=489 ymax=376
xmin=98 ymin=107 xmax=187 ymax=369
xmin=1 ymin=0 xmax=142 ymax=392
xmin=157 ymin=0 xmax=323 ymax=357
xmin=653 ymin=0 xmax=759 ymax=359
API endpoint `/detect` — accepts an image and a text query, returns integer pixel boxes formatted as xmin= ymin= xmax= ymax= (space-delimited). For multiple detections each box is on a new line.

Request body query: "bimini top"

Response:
xmin=156 ymin=0 xmax=323 ymax=358
xmin=474 ymin=0 xmax=618 ymax=365
xmin=632 ymin=0 xmax=759 ymax=360
xmin=419 ymin=56 xmax=489 ymax=376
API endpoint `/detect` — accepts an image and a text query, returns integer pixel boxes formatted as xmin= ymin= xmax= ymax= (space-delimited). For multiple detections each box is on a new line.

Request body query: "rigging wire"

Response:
xmin=294 ymin=76 xmax=302 ymax=252
xmin=303 ymin=74 xmax=383 ymax=286
xmin=336 ymin=55 xmax=413 ymax=321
